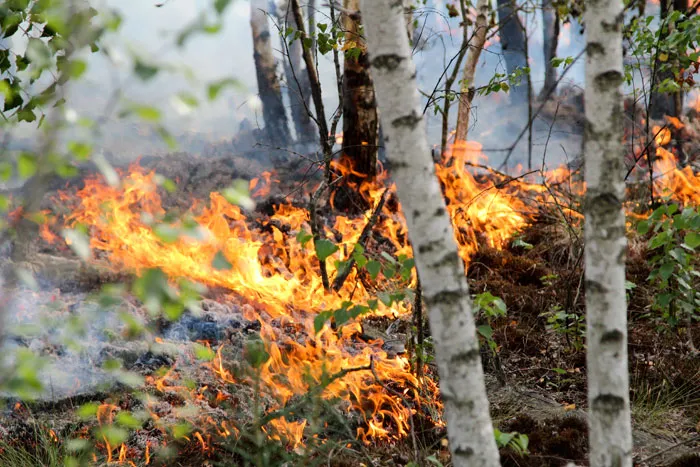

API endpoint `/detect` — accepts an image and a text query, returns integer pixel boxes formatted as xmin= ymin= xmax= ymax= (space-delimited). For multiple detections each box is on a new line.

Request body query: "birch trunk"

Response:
xmin=496 ymin=0 xmax=529 ymax=107
xmin=278 ymin=0 xmax=315 ymax=143
xmin=342 ymin=0 xmax=379 ymax=183
xmin=454 ymin=0 xmax=489 ymax=143
xmin=540 ymin=0 xmax=559 ymax=98
xmin=584 ymin=1 xmax=633 ymax=466
xmin=251 ymin=0 xmax=291 ymax=144
xmin=361 ymin=1 xmax=500 ymax=465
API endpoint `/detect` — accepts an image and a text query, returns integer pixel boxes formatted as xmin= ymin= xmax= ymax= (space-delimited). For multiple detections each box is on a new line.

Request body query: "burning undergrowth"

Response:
xmin=1 ymin=126 xmax=699 ymax=464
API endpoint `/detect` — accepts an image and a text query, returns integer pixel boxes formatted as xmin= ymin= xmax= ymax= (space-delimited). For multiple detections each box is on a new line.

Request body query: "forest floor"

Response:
xmin=0 ymin=151 xmax=698 ymax=467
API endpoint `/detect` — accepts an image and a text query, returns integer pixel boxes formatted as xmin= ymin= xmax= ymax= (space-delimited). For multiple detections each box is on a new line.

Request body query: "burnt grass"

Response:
xmin=3 ymin=154 xmax=699 ymax=466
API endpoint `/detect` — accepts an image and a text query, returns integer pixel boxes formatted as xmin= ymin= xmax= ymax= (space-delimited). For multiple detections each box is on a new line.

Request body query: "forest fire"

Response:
xmin=35 ymin=133 xmax=698 ymax=459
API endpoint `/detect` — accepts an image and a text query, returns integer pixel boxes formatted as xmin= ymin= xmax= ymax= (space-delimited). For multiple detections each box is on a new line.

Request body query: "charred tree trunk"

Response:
xmin=341 ymin=0 xmax=379 ymax=184
xmin=251 ymin=0 xmax=291 ymax=144
xmin=540 ymin=0 xmax=559 ymax=98
xmin=649 ymin=0 xmax=686 ymax=119
xmin=454 ymin=0 xmax=490 ymax=143
xmin=496 ymin=0 xmax=530 ymax=107
xmin=278 ymin=0 xmax=316 ymax=143
xmin=362 ymin=0 xmax=500 ymax=465
xmin=584 ymin=0 xmax=633 ymax=466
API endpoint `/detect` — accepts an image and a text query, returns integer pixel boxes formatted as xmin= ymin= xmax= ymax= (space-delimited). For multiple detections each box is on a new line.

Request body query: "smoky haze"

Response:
xmin=7 ymin=0 xmax=587 ymax=168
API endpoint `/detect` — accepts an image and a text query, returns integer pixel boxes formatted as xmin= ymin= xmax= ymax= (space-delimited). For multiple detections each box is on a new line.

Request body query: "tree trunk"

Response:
xmin=278 ymin=0 xmax=316 ymax=143
xmin=341 ymin=0 xmax=379 ymax=184
xmin=403 ymin=0 xmax=415 ymax=43
xmin=496 ymin=0 xmax=530 ymax=107
xmin=649 ymin=0 xmax=685 ymax=119
xmin=454 ymin=0 xmax=490 ymax=143
xmin=251 ymin=0 xmax=291 ymax=145
xmin=584 ymin=1 xmax=633 ymax=466
xmin=540 ymin=0 xmax=559 ymax=98
xmin=361 ymin=1 xmax=500 ymax=466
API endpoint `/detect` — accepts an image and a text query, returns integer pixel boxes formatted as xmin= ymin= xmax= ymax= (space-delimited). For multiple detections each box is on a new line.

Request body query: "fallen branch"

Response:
xmin=331 ymin=189 xmax=389 ymax=292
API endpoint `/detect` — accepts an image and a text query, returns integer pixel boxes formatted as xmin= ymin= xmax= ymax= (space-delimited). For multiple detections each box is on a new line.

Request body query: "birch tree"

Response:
xmin=278 ymin=0 xmax=315 ymax=143
xmin=584 ymin=1 xmax=633 ymax=465
xmin=251 ymin=0 xmax=291 ymax=144
xmin=454 ymin=0 xmax=490 ymax=143
xmin=361 ymin=1 xmax=500 ymax=465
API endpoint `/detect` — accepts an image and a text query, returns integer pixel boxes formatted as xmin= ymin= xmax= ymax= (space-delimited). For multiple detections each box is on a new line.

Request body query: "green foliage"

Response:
xmin=473 ymin=291 xmax=507 ymax=353
xmin=494 ymin=429 xmax=530 ymax=456
xmin=638 ymin=204 xmax=700 ymax=329
xmin=542 ymin=304 xmax=585 ymax=352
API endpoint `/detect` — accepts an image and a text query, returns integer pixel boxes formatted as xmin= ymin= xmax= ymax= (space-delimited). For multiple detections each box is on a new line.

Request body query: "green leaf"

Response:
xmin=637 ymin=220 xmax=650 ymax=235
xmin=366 ymin=261 xmax=381 ymax=280
xmin=314 ymin=310 xmax=333 ymax=333
xmin=67 ymin=141 xmax=92 ymax=160
xmin=214 ymin=0 xmax=232 ymax=14
xmin=207 ymin=78 xmax=242 ymax=100
xmin=658 ymin=262 xmax=675 ymax=281
xmin=172 ymin=422 xmax=193 ymax=439
xmin=76 ymin=402 xmax=100 ymax=419
xmin=314 ymin=238 xmax=338 ymax=262
xmin=134 ymin=59 xmax=159 ymax=81
xmin=17 ymin=152 xmax=37 ymax=178
xmin=296 ymin=229 xmax=313 ymax=247
xmin=378 ymin=291 xmax=393 ymax=307
xmin=244 ymin=339 xmax=270 ymax=368
xmin=65 ymin=438 xmax=91 ymax=452
xmin=684 ymin=232 xmax=700 ymax=249
xmin=62 ymin=228 xmax=91 ymax=260
xmin=212 ymin=251 xmax=233 ymax=270
xmin=222 ymin=180 xmax=255 ymax=210
xmin=116 ymin=411 xmax=143 ymax=429
xmin=193 ymin=342 xmax=215 ymax=361
xmin=154 ymin=224 xmax=180 ymax=243
xmin=477 ymin=325 xmax=494 ymax=340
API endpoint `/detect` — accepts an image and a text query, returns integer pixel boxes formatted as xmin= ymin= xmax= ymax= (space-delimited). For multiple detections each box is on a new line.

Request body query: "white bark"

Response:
xmin=584 ymin=1 xmax=633 ymax=466
xmin=454 ymin=0 xmax=490 ymax=143
xmin=360 ymin=1 xmax=500 ymax=466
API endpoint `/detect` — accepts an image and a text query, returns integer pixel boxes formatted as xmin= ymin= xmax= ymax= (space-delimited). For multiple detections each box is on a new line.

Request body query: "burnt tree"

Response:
xmin=341 ymin=0 xmax=379 ymax=184
xmin=649 ymin=0 xmax=686 ymax=119
xmin=251 ymin=0 xmax=291 ymax=144
xmin=278 ymin=0 xmax=316 ymax=143
xmin=540 ymin=0 xmax=559 ymax=98
xmin=496 ymin=0 xmax=531 ymax=107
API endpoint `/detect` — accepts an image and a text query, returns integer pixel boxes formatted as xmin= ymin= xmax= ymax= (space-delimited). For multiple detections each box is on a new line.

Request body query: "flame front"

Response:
xmin=42 ymin=135 xmax=698 ymax=452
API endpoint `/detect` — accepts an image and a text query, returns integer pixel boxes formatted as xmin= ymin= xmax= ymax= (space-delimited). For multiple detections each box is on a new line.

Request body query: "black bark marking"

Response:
xmin=425 ymin=289 xmax=462 ymax=306
xmin=412 ymin=209 xmax=421 ymax=219
xmin=449 ymin=348 xmax=480 ymax=364
xmin=587 ymin=42 xmax=605 ymax=57
xmin=595 ymin=70 xmax=624 ymax=89
xmin=600 ymin=329 xmax=623 ymax=345
xmin=392 ymin=111 xmax=421 ymax=129
xmin=592 ymin=394 xmax=625 ymax=413
xmin=585 ymin=280 xmax=608 ymax=295
xmin=453 ymin=446 xmax=475 ymax=457
xmin=371 ymin=54 xmax=404 ymax=71
xmin=434 ymin=207 xmax=446 ymax=217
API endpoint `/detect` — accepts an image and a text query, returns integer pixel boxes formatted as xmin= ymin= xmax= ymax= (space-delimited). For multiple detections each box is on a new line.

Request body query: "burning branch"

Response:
xmin=331 ymin=189 xmax=389 ymax=292
xmin=310 ymin=182 xmax=331 ymax=291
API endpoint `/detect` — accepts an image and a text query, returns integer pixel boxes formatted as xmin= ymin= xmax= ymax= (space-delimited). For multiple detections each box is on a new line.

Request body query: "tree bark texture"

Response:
xmin=361 ymin=1 xmax=500 ymax=465
xmin=454 ymin=0 xmax=490 ymax=143
xmin=540 ymin=0 xmax=559 ymax=98
xmin=649 ymin=0 xmax=686 ymax=119
xmin=584 ymin=1 xmax=633 ymax=466
xmin=278 ymin=0 xmax=316 ymax=143
xmin=342 ymin=0 xmax=379 ymax=183
xmin=251 ymin=0 xmax=291 ymax=144
xmin=496 ymin=0 xmax=530 ymax=106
